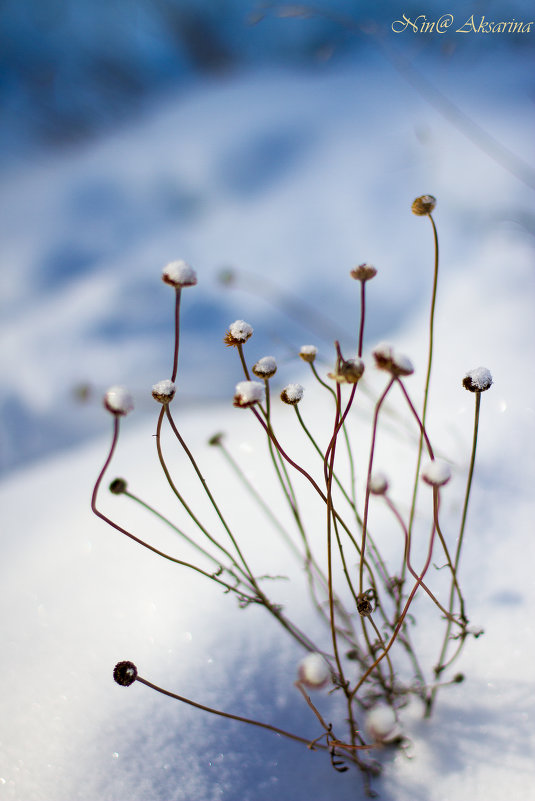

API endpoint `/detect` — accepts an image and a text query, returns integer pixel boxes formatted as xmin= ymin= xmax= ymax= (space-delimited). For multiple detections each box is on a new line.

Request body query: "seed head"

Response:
xmin=224 ymin=320 xmax=253 ymax=347
xmin=113 ymin=661 xmax=138 ymax=687
xmin=233 ymin=380 xmax=264 ymax=408
xmin=208 ymin=432 xmax=224 ymax=447
xmin=297 ymin=653 xmax=330 ymax=689
xmin=252 ymin=356 xmax=277 ymax=379
xmin=411 ymin=195 xmax=437 ymax=216
xmin=365 ymin=704 xmax=401 ymax=744
xmin=109 ymin=478 xmax=128 ymax=495
xmin=299 ymin=345 xmax=318 ymax=364
xmin=328 ymin=357 xmax=365 ymax=384
xmin=162 ymin=260 xmax=197 ymax=288
xmin=350 ymin=263 xmax=377 ymax=282
xmin=357 ymin=591 xmax=375 ymax=617
xmin=462 ymin=367 xmax=493 ymax=393
xmin=372 ymin=343 xmax=414 ymax=377
xmin=421 ymin=459 xmax=452 ymax=487
xmin=280 ymin=383 xmax=304 ymax=405
xmin=368 ymin=472 xmax=388 ymax=496
xmin=104 ymin=386 xmax=134 ymax=416
xmin=151 ymin=379 xmax=176 ymax=404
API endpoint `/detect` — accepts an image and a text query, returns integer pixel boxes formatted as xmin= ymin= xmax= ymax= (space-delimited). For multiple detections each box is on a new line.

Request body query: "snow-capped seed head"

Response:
xmin=162 ymin=260 xmax=197 ymax=288
xmin=109 ymin=477 xmax=128 ymax=495
xmin=421 ymin=459 xmax=452 ymax=487
xmin=372 ymin=343 xmax=413 ymax=376
xmin=297 ymin=653 xmax=330 ymax=689
xmin=280 ymin=383 xmax=304 ymax=405
xmin=391 ymin=353 xmax=414 ymax=377
xmin=252 ymin=356 xmax=277 ymax=379
xmin=299 ymin=345 xmax=318 ymax=364
xmin=368 ymin=472 xmax=389 ymax=496
xmin=151 ymin=379 xmax=176 ymax=404
xmin=350 ymin=263 xmax=377 ymax=282
xmin=328 ymin=357 xmax=365 ymax=384
xmin=233 ymin=380 xmax=264 ymax=408
xmin=365 ymin=704 xmax=400 ymax=744
xmin=113 ymin=661 xmax=138 ymax=687
xmin=104 ymin=386 xmax=134 ymax=416
xmin=462 ymin=367 xmax=493 ymax=393
xmin=411 ymin=194 xmax=437 ymax=216
xmin=224 ymin=320 xmax=254 ymax=347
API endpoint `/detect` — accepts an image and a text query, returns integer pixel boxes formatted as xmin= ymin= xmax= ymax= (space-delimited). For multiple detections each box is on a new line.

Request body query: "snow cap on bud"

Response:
xmin=224 ymin=320 xmax=253 ymax=346
xmin=252 ymin=356 xmax=277 ymax=379
xmin=350 ymin=263 xmax=377 ymax=282
xmin=328 ymin=357 xmax=365 ymax=384
xmin=421 ymin=459 xmax=451 ymax=487
xmin=233 ymin=380 xmax=264 ymax=408
xmin=281 ymin=383 xmax=304 ymax=405
xmin=113 ymin=661 xmax=138 ymax=687
xmin=411 ymin=195 xmax=437 ymax=216
xmin=463 ymin=367 xmax=493 ymax=393
xmin=365 ymin=704 xmax=401 ymax=744
xmin=299 ymin=345 xmax=318 ymax=364
xmin=373 ymin=343 xmax=414 ymax=377
xmin=151 ymin=379 xmax=176 ymax=404
xmin=162 ymin=260 xmax=197 ymax=288
xmin=369 ymin=472 xmax=389 ymax=496
xmin=297 ymin=653 xmax=330 ymax=689
xmin=104 ymin=386 xmax=134 ymax=416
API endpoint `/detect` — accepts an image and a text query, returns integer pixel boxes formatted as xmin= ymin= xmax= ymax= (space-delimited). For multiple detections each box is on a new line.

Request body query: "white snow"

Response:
xmin=280 ymin=382 xmax=304 ymax=404
xmin=228 ymin=320 xmax=254 ymax=343
xmin=0 ymin=25 xmax=534 ymax=801
xmin=151 ymin=379 xmax=176 ymax=403
xmin=297 ymin=653 xmax=330 ymax=689
xmin=252 ymin=355 xmax=277 ymax=378
xmin=421 ymin=459 xmax=452 ymax=487
xmin=103 ymin=385 xmax=134 ymax=415
xmin=299 ymin=345 xmax=318 ymax=363
xmin=233 ymin=379 xmax=264 ymax=406
xmin=161 ymin=259 xmax=198 ymax=288
xmin=464 ymin=366 xmax=493 ymax=392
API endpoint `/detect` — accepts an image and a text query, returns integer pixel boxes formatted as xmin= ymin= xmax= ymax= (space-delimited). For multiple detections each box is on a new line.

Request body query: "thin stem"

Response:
xmin=135 ymin=675 xmax=332 ymax=752
xmin=351 ymin=496 xmax=440 ymax=700
xmin=171 ymin=287 xmax=182 ymax=382
xmin=406 ymin=212 xmax=439 ymax=566
xmin=427 ymin=391 xmax=482 ymax=714
xmin=237 ymin=343 xmax=251 ymax=379
xmin=165 ymin=405 xmax=257 ymax=582
xmin=359 ymin=377 xmax=395 ymax=594
xmin=358 ymin=280 xmax=366 ymax=358
xmin=91 ymin=418 xmax=258 ymax=602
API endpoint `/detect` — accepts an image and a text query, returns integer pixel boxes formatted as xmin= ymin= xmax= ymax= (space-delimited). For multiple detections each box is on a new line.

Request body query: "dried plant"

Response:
xmin=92 ymin=196 xmax=491 ymax=796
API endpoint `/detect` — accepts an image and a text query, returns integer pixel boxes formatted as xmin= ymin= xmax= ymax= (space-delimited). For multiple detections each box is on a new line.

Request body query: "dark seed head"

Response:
xmin=113 ymin=661 xmax=138 ymax=687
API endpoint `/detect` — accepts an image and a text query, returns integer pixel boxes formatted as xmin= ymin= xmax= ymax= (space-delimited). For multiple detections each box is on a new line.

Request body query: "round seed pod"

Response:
xmin=411 ymin=195 xmax=437 ymax=216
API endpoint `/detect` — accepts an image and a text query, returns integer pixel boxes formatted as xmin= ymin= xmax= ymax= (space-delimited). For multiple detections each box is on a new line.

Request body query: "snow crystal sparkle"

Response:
xmin=463 ymin=367 xmax=493 ymax=392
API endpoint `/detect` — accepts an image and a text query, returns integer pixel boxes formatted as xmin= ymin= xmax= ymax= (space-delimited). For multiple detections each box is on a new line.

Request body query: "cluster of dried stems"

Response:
xmin=92 ymin=195 xmax=491 ymax=796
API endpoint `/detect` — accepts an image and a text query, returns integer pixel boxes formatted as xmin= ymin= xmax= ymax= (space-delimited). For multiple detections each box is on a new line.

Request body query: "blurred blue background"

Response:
xmin=0 ymin=0 xmax=533 ymax=475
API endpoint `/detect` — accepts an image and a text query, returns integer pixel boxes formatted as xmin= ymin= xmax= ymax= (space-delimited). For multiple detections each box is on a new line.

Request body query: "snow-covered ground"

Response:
xmin=1 ymin=19 xmax=534 ymax=801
